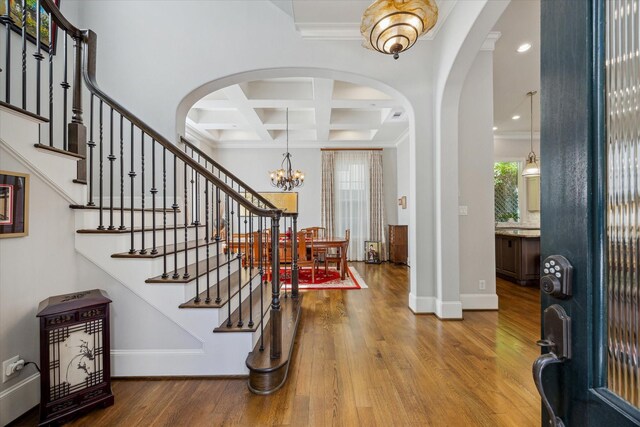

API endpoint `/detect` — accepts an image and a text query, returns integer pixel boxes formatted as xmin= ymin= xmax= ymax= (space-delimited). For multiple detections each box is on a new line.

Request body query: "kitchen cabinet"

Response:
xmin=495 ymin=230 xmax=540 ymax=285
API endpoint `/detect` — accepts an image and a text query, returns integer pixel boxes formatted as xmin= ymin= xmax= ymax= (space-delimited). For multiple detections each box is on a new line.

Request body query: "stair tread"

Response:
xmin=70 ymin=204 xmax=177 ymax=212
xmin=246 ymin=294 xmax=303 ymax=372
xmin=145 ymin=251 xmax=240 ymax=284
xmin=34 ymin=143 xmax=85 ymax=160
xmin=179 ymin=268 xmax=260 ymax=309
xmin=77 ymin=224 xmax=203 ymax=234
xmin=112 ymin=237 xmax=225 ymax=259
xmin=0 ymin=100 xmax=49 ymax=123
xmin=214 ymin=277 xmax=269 ymax=332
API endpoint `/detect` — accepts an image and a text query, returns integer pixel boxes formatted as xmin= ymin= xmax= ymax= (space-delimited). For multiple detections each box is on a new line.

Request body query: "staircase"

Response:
xmin=0 ymin=0 xmax=302 ymax=394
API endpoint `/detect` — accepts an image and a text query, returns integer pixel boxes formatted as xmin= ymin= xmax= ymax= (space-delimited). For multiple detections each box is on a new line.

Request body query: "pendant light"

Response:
xmin=360 ymin=0 xmax=438 ymax=60
xmin=269 ymin=108 xmax=304 ymax=191
xmin=522 ymin=90 xmax=540 ymax=177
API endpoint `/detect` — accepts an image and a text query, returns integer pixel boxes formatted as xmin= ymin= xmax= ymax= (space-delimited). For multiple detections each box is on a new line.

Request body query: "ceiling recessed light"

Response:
xmin=493 ymin=126 xmax=498 ymax=131
xmin=512 ymin=115 xmax=521 ymax=120
xmin=517 ymin=43 xmax=532 ymax=53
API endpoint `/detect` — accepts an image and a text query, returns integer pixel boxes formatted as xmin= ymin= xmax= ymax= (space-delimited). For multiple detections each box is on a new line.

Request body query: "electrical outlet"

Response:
xmin=479 ymin=280 xmax=486 ymax=290
xmin=3 ymin=355 xmax=21 ymax=383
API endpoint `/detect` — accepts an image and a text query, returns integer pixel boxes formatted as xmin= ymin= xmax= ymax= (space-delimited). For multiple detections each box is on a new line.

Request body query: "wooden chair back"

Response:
xmin=298 ymin=231 xmax=315 ymax=262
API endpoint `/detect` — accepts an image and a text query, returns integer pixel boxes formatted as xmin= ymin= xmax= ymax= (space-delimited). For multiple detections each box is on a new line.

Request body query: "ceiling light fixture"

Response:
xmin=270 ymin=108 xmax=304 ymax=191
xmin=493 ymin=126 xmax=498 ymax=131
xmin=512 ymin=115 xmax=521 ymax=120
xmin=522 ymin=91 xmax=540 ymax=177
xmin=517 ymin=43 xmax=532 ymax=53
xmin=361 ymin=0 xmax=438 ymax=60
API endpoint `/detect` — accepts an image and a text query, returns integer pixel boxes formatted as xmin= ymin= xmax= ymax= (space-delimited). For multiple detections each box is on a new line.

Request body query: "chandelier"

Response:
xmin=522 ymin=91 xmax=540 ymax=177
xmin=360 ymin=0 xmax=438 ymax=60
xmin=270 ymin=108 xmax=304 ymax=191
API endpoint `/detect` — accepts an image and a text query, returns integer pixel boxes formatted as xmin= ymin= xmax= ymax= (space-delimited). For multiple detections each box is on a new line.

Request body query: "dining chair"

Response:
xmin=324 ymin=229 xmax=350 ymax=272
xmin=296 ymin=231 xmax=319 ymax=283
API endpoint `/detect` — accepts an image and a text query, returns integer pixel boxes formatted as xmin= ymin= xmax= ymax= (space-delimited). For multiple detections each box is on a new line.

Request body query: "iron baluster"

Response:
xmin=226 ymin=192 xmax=232 ymax=327
xmin=292 ymin=214 xmax=299 ymax=298
xmin=61 ymin=33 xmax=69 ymax=150
xmin=97 ymin=99 xmax=104 ymax=230
xmin=248 ymin=213 xmax=254 ymax=328
xmin=139 ymin=131 xmax=146 ymax=254
xmin=20 ymin=0 xmax=26 ymax=110
xmin=118 ymin=115 xmax=125 ymax=229
xmin=193 ymin=169 xmax=200 ymax=303
xmin=162 ymin=147 xmax=168 ymax=279
xmin=237 ymin=198 xmax=243 ymax=327
xmin=205 ymin=179 xmax=210 ymax=303
xmin=128 ymin=123 xmax=136 ymax=254
xmin=172 ymin=154 xmax=179 ymax=279
xmin=150 ymin=139 xmax=158 ymax=255
xmin=183 ymin=151 xmax=189 ymax=279
xmin=107 ymin=108 xmax=115 ymax=230
xmin=2 ymin=0 xmax=11 ymax=103
xmin=47 ymin=12 xmax=52 ymax=146
xmin=259 ymin=216 xmax=264 ymax=351
xmin=87 ymin=94 xmax=95 ymax=205
xmin=215 ymin=186 xmax=221 ymax=304
xmin=33 ymin=0 xmax=43 ymax=116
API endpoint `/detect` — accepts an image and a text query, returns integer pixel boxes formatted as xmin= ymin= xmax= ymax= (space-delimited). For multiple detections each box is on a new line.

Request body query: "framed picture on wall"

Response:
xmin=0 ymin=0 xmax=60 ymax=53
xmin=0 ymin=171 xmax=30 ymax=238
xmin=364 ymin=241 xmax=381 ymax=264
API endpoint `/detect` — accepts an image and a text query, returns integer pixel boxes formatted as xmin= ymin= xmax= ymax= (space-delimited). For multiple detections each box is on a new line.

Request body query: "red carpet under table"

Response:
xmin=280 ymin=266 xmax=362 ymax=290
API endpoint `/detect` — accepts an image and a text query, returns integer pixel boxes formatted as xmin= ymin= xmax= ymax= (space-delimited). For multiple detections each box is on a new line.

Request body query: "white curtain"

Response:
xmin=334 ymin=152 xmax=370 ymax=261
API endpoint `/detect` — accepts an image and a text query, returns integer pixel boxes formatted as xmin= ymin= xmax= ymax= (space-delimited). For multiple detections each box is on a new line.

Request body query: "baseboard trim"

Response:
xmin=460 ymin=293 xmax=499 ymax=310
xmin=0 ymin=373 xmax=40 ymax=426
xmin=408 ymin=293 xmax=436 ymax=313
xmin=435 ymin=299 xmax=463 ymax=319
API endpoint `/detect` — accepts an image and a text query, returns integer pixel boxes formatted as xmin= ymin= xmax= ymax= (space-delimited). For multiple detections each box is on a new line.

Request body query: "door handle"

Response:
xmin=532 ymin=304 xmax=571 ymax=427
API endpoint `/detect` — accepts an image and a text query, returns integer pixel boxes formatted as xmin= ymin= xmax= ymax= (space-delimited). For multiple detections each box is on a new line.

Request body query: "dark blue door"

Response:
xmin=539 ymin=0 xmax=640 ymax=425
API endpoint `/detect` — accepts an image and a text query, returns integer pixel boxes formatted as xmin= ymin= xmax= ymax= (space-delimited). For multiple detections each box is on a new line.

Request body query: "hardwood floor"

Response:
xmin=13 ymin=264 xmax=541 ymax=427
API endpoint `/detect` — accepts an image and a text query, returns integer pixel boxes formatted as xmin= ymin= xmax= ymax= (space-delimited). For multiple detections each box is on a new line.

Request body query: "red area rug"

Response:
xmin=280 ymin=266 xmax=366 ymax=291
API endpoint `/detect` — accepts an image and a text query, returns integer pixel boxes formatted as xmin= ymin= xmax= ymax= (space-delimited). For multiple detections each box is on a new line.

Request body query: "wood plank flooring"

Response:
xmin=12 ymin=263 xmax=541 ymax=427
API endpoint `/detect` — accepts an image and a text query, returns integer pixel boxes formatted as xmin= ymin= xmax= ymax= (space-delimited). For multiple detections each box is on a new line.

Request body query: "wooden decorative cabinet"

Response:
xmin=389 ymin=225 xmax=408 ymax=264
xmin=37 ymin=289 xmax=114 ymax=426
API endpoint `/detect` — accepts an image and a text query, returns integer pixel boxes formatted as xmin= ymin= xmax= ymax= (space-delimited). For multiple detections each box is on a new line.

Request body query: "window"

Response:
xmin=494 ymin=161 xmax=520 ymax=222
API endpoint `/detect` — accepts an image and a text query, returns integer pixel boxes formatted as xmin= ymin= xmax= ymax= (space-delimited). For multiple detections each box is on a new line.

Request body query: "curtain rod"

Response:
xmin=320 ymin=148 xmax=384 ymax=151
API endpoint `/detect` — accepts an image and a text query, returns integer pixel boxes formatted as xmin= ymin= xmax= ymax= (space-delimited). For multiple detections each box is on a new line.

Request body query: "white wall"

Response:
xmin=208 ymin=146 xmax=397 ymax=238
xmin=0 ymin=144 xmax=199 ymax=425
xmin=395 ymin=134 xmax=410 ymax=227
xmin=457 ymin=51 xmax=498 ymax=308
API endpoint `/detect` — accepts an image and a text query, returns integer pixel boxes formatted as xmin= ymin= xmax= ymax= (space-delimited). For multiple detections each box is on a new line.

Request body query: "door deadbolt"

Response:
xmin=541 ymin=255 xmax=573 ymax=298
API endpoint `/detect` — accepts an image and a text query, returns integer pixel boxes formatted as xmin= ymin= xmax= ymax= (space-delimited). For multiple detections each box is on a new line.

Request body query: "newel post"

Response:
xmin=67 ymin=34 xmax=86 ymax=182
xmin=270 ymin=213 xmax=282 ymax=359
xmin=291 ymin=214 xmax=299 ymax=298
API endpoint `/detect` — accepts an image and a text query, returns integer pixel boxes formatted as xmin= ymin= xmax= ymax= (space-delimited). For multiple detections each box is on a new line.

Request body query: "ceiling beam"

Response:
xmin=312 ymin=78 xmax=334 ymax=142
xmin=221 ymin=85 xmax=274 ymax=142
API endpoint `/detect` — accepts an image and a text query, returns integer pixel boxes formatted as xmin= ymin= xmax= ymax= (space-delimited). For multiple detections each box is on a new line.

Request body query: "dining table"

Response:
xmin=312 ymin=236 xmax=349 ymax=280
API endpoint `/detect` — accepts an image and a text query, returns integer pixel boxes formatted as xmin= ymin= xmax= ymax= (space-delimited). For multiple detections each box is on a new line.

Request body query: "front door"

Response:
xmin=539 ymin=0 xmax=640 ymax=425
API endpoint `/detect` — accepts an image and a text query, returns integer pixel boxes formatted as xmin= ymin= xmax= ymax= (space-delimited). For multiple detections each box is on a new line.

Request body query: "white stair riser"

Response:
xmin=73 ymin=207 xmax=188 ymax=229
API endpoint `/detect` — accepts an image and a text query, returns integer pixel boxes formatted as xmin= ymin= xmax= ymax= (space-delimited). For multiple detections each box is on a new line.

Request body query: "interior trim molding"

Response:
xmin=460 ymin=293 xmax=499 ymax=310
xmin=435 ymin=299 xmax=463 ymax=319
xmin=0 ymin=373 xmax=40 ymax=426
xmin=408 ymin=293 xmax=436 ymax=313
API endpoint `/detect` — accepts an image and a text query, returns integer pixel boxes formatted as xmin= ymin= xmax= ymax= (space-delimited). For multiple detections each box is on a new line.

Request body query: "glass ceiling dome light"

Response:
xmin=360 ymin=0 xmax=438 ymax=60
xmin=270 ymin=108 xmax=305 ymax=192
xmin=522 ymin=90 xmax=540 ymax=177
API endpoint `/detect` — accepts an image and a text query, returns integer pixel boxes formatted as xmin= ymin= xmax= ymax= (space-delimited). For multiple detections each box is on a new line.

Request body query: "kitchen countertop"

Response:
xmin=495 ymin=229 xmax=540 ymax=238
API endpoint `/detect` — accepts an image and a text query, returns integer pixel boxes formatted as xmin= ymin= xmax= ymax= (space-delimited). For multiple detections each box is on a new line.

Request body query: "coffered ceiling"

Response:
xmin=186 ymin=78 xmax=409 ymax=148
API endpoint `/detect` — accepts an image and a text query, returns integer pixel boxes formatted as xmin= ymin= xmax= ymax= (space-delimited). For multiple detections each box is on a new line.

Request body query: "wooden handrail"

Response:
xmin=79 ymin=29 xmax=280 ymax=219
xmin=40 ymin=0 xmax=82 ymax=38
xmin=180 ymin=136 xmax=278 ymax=211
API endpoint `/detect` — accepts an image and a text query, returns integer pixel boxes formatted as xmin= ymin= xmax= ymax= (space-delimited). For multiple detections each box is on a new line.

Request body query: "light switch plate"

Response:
xmin=458 ymin=206 xmax=468 ymax=216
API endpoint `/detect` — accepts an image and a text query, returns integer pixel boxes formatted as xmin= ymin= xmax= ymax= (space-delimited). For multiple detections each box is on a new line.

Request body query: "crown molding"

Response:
xmin=494 ymin=131 xmax=540 ymax=140
xmin=481 ymin=31 xmax=501 ymax=51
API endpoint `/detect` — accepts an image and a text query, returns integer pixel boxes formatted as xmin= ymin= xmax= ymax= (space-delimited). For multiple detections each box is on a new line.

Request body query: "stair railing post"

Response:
xmin=292 ymin=214 xmax=299 ymax=299
xmin=270 ymin=213 xmax=282 ymax=359
xmin=68 ymin=35 xmax=86 ymax=182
